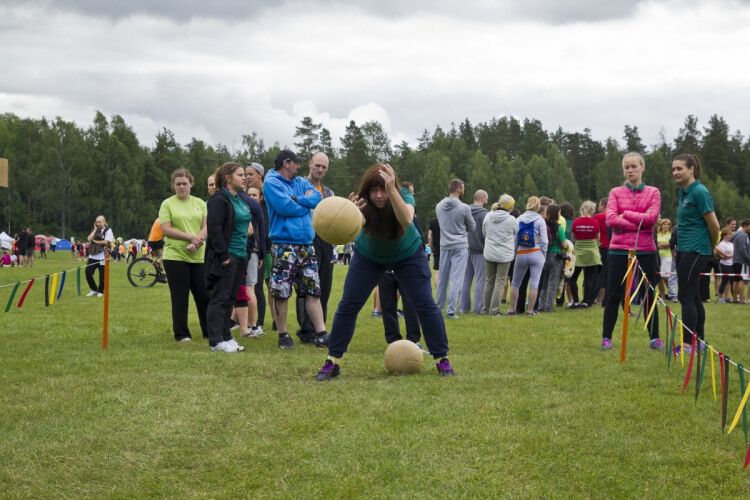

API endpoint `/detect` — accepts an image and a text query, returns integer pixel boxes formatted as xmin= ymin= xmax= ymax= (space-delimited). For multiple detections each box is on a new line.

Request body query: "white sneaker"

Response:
xmin=227 ymin=338 xmax=245 ymax=352
xmin=97 ymin=292 xmax=103 ymax=297
xmin=86 ymin=290 xmax=97 ymax=297
xmin=211 ymin=340 xmax=239 ymax=353
xmin=253 ymin=325 xmax=264 ymax=335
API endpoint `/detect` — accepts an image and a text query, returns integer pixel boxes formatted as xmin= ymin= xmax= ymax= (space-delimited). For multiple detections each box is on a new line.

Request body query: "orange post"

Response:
xmin=620 ymin=250 xmax=635 ymax=363
xmin=103 ymin=256 xmax=110 ymax=350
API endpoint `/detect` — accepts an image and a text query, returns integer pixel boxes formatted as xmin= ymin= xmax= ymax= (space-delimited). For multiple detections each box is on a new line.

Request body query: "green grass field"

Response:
xmin=2 ymin=252 xmax=750 ymax=498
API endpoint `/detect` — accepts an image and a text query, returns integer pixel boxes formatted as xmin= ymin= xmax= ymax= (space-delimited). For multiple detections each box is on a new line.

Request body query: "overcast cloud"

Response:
xmin=2 ymin=0 xmax=750 ymax=152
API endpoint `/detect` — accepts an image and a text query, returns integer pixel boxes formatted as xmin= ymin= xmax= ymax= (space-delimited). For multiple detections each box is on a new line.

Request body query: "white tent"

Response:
xmin=0 ymin=231 xmax=13 ymax=251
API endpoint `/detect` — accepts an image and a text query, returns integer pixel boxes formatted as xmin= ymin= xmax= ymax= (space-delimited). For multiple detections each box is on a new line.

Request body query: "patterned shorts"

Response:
xmin=269 ymin=243 xmax=321 ymax=299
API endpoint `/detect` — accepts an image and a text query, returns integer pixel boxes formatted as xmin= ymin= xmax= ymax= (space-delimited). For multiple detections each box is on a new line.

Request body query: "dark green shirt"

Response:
xmin=354 ymin=188 xmax=422 ymax=264
xmin=227 ymin=189 xmax=252 ymax=258
xmin=677 ymin=180 xmax=714 ymax=255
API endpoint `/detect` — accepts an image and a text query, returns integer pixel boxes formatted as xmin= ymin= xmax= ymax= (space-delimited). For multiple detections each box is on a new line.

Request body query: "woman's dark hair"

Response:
xmin=545 ymin=204 xmax=560 ymax=238
xmin=357 ymin=164 xmax=405 ymax=241
xmin=559 ymin=202 xmax=575 ymax=220
xmin=509 ymin=208 xmax=520 ymax=218
xmin=673 ymin=154 xmax=702 ymax=180
xmin=214 ymin=162 xmax=243 ymax=190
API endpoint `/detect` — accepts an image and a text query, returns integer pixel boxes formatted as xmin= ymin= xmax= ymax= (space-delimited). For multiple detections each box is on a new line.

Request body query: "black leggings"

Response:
xmin=602 ymin=253 xmax=659 ymax=340
xmin=85 ymin=258 xmax=104 ymax=292
xmin=163 ymin=260 xmax=209 ymax=341
xmin=570 ymin=265 xmax=600 ymax=306
xmin=718 ymin=264 xmax=734 ymax=295
xmin=255 ymin=256 xmax=266 ymax=326
xmin=676 ymin=252 xmax=711 ymax=343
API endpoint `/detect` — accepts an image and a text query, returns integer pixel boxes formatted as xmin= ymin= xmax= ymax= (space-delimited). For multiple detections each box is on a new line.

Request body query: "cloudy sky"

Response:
xmin=2 ymin=0 xmax=749 ymax=152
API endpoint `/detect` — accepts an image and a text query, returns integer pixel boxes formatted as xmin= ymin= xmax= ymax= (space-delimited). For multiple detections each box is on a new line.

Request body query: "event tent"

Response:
xmin=0 ymin=231 xmax=12 ymax=251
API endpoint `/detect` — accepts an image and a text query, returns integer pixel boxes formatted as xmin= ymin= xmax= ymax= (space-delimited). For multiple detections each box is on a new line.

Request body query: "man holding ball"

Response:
xmin=263 ymin=149 xmax=329 ymax=349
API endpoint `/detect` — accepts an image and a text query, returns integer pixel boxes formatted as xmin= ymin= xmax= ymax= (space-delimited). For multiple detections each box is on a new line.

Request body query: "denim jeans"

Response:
xmin=327 ymin=248 xmax=449 ymax=359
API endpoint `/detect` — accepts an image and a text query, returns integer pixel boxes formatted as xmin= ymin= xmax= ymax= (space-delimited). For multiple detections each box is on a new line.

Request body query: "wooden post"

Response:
xmin=103 ymin=256 xmax=110 ymax=350
xmin=620 ymin=250 xmax=635 ymax=363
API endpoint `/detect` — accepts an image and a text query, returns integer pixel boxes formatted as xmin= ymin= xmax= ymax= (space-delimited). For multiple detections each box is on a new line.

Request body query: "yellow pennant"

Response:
xmin=621 ymin=257 xmax=638 ymax=284
xmin=680 ymin=322 xmax=684 ymax=367
xmin=643 ymin=289 xmax=660 ymax=329
xmin=629 ymin=273 xmax=646 ymax=305
xmin=710 ymin=347 xmax=717 ymax=401
xmin=49 ymin=273 xmax=58 ymax=305
xmin=727 ymin=380 xmax=750 ymax=435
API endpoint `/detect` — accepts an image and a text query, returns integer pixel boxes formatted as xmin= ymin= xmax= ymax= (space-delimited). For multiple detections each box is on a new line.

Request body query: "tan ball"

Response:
xmin=312 ymin=196 xmax=363 ymax=245
xmin=384 ymin=340 xmax=424 ymax=374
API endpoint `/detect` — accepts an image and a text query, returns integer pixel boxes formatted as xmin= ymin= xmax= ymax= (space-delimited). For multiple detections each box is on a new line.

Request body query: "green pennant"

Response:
xmin=4 ymin=282 xmax=20 ymax=313
xmin=696 ymin=342 xmax=709 ymax=403
xmin=739 ymin=365 xmax=748 ymax=445
xmin=722 ymin=356 xmax=730 ymax=433
xmin=667 ymin=312 xmax=678 ymax=371
xmin=76 ymin=267 xmax=81 ymax=296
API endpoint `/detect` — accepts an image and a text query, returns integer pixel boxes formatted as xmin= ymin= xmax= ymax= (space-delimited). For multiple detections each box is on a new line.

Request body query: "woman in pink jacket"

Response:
xmin=600 ymin=152 xmax=664 ymax=351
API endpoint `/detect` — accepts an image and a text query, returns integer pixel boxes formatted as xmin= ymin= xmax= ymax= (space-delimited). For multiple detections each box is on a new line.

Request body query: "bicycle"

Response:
xmin=127 ymin=255 xmax=168 ymax=287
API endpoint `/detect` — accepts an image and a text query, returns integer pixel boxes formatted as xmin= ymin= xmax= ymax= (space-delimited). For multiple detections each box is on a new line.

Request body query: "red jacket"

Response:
xmin=606 ymin=184 xmax=661 ymax=252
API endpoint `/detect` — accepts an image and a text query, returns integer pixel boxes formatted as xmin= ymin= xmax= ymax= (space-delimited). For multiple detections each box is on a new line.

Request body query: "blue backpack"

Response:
xmin=517 ymin=220 xmax=536 ymax=248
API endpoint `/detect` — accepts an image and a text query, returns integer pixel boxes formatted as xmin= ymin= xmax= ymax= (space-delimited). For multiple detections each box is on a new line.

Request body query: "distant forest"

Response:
xmin=1 ymin=111 xmax=749 ymax=239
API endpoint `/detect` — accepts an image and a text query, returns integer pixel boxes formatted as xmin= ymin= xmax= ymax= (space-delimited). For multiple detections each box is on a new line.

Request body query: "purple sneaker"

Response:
xmin=650 ymin=338 xmax=666 ymax=351
xmin=315 ymin=359 xmax=340 ymax=381
xmin=673 ymin=343 xmax=692 ymax=355
xmin=436 ymin=357 xmax=455 ymax=377
xmin=602 ymin=338 xmax=614 ymax=350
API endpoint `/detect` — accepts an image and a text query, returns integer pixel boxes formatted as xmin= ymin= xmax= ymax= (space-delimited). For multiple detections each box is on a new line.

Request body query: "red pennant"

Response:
xmin=16 ymin=279 xmax=35 ymax=308
xmin=682 ymin=333 xmax=697 ymax=394
xmin=745 ymin=441 xmax=750 ymax=469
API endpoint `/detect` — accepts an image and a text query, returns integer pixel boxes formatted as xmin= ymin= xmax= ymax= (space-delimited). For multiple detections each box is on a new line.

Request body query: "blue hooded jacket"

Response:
xmin=263 ymin=168 xmax=322 ymax=244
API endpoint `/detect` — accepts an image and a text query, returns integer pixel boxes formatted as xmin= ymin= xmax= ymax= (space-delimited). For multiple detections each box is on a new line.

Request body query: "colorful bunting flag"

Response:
xmin=4 ymin=282 xmax=20 ymax=312
xmin=682 ymin=333 xmax=697 ymax=394
xmin=57 ymin=270 xmax=66 ymax=300
xmin=17 ymin=279 xmax=35 ymax=308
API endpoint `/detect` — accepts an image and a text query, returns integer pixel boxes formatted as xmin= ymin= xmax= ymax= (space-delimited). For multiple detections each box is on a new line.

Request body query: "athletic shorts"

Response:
xmin=148 ymin=239 xmax=164 ymax=251
xmin=269 ymin=243 xmax=321 ymax=300
xmin=245 ymin=253 xmax=259 ymax=286
xmin=26 ymin=248 xmax=34 ymax=257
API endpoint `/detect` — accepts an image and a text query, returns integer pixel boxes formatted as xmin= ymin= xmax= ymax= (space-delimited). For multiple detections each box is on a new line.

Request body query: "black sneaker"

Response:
xmin=316 ymin=359 xmax=340 ymax=381
xmin=436 ymin=357 xmax=455 ymax=377
xmin=314 ymin=332 xmax=329 ymax=348
xmin=296 ymin=329 xmax=317 ymax=345
xmin=278 ymin=334 xmax=294 ymax=350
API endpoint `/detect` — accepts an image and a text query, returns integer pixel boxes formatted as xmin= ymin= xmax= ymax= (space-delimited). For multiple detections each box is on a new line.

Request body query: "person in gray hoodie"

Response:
xmin=507 ymin=196 xmax=548 ymax=316
xmin=435 ymin=179 xmax=476 ymax=318
xmin=459 ymin=190 xmax=489 ymax=314
xmin=481 ymin=194 xmax=518 ymax=315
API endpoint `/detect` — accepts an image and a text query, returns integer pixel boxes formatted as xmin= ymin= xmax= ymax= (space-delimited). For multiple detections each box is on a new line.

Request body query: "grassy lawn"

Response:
xmin=2 ymin=252 xmax=750 ymax=498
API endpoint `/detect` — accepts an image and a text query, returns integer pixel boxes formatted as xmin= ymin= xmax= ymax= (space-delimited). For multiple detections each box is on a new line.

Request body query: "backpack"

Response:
xmin=518 ymin=220 xmax=537 ymax=248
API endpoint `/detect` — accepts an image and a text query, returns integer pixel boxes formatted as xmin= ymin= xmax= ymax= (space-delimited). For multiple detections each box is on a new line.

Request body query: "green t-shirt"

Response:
xmin=548 ymin=224 xmax=566 ymax=254
xmin=159 ymin=195 xmax=208 ymax=263
xmin=228 ymin=191 xmax=252 ymax=259
xmin=677 ymin=180 xmax=714 ymax=255
xmin=354 ymin=188 xmax=422 ymax=265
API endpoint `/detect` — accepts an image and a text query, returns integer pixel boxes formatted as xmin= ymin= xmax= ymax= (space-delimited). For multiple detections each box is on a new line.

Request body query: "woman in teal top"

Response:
xmin=673 ymin=154 xmax=720 ymax=352
xmin=316 ymin=164 xmax=454 ymax=381
xmin=205 ymin=162 xmax=253 ymax=353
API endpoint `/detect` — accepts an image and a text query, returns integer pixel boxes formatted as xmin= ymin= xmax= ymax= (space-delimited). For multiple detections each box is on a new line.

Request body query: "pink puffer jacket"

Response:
xmin=606 ymin=184 xmax=661 ymax=252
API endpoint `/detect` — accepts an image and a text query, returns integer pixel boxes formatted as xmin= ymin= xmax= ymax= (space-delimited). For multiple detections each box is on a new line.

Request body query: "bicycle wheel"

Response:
xmin=127 ymin=257 xmax=158 ymax=287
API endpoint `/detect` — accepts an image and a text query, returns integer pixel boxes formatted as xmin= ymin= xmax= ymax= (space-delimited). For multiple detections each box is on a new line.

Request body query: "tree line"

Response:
xmin=1 ymin=111 xmax=749 ymax=240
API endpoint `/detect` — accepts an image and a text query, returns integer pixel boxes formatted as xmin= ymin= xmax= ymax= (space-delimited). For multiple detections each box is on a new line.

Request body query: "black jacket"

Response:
xmin=239 ymin=191 xmax=266 ymax=261
xmin=205 ymin=189 xmax=235 ymax=289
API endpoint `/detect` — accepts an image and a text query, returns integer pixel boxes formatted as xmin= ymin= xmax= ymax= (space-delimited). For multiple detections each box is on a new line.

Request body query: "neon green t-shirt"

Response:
xmin=159 ymin=195 xmax=208 ymax=263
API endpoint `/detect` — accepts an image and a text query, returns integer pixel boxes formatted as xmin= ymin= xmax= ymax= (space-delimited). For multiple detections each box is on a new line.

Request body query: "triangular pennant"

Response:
xmin=17 ymin=279 xmax=35 ymax=308
xmin=4 ymin=282 xmax=20 ymax=312
xmin=682 ymin=333 xmax=697 ymax=394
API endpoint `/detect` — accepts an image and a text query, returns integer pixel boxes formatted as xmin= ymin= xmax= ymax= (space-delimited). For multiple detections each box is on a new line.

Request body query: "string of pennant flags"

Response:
xmin=0 ymin=260 xmax=103 ymax=310
xmin=1 ymin=258 xmax=111 ymax=348
xmin=621 ymin=255 xmax=750 ymax=469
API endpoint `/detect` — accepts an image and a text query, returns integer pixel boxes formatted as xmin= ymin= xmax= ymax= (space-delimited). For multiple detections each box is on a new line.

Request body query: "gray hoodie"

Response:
xmin=436 ymin=197 xmax=476 ymax=250
xmin=468 ymin=204 xmax=488 ymax=254
xmin=515 ymin=210 xmax=548 ymax=255
xmin=482 ymin=209 xmax=518 ymax=263
xmin=733 ymin=230 xmax=750 ymax=265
